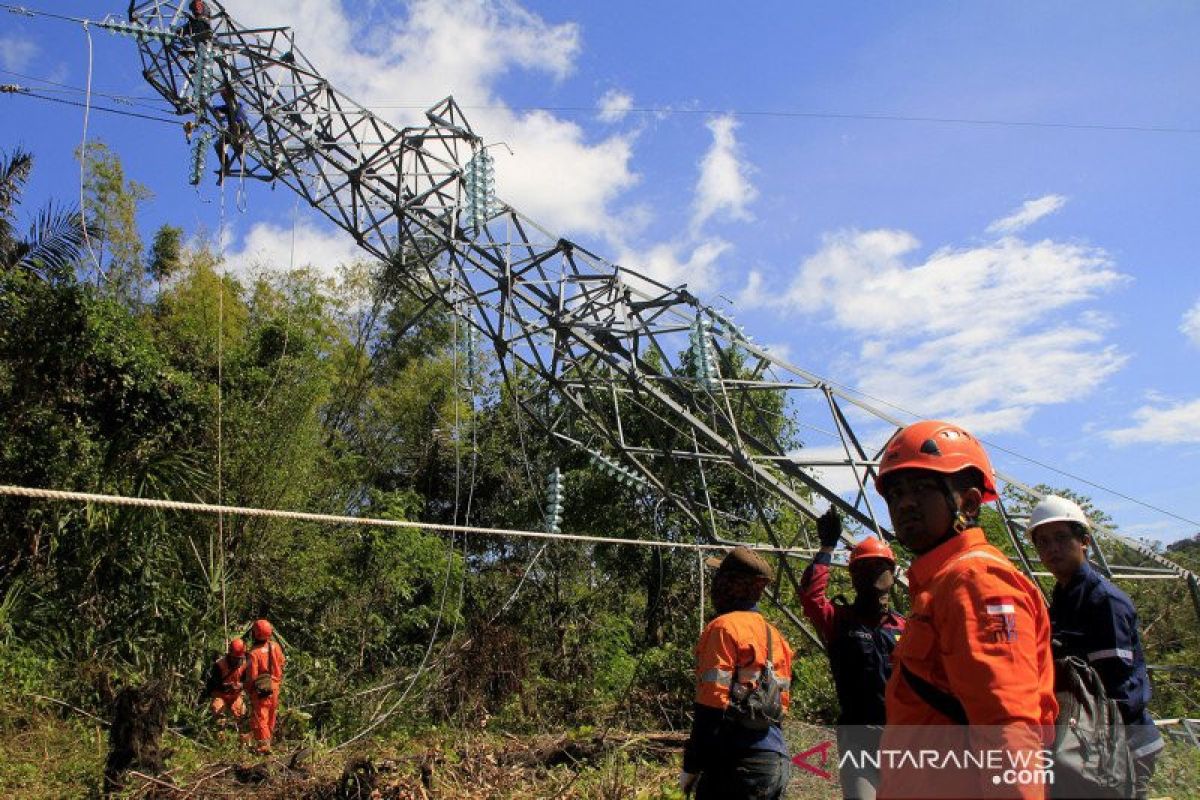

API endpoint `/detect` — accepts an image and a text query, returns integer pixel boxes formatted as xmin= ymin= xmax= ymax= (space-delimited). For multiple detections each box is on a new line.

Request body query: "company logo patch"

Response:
xmin=984 ymin=597 xmax=1018 ymax=643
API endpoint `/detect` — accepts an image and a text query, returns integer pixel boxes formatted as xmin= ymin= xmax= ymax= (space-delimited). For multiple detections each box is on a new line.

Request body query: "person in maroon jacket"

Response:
xmin=799 ymin=509 xmax=905 ymax=800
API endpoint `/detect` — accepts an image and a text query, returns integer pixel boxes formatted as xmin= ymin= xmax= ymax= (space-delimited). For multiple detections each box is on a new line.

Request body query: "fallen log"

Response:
xmin=497 ymin=730 xmax=688 ymax=768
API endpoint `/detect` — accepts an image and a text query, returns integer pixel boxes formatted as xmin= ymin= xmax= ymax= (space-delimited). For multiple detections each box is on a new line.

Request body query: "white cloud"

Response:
xmin=740 ymin=224 xmax=1128 ymax=434
xmin=762 ymin=342 xmax=793 ymax=362
xmin=1181 ymin=298 xmax=1200 ymax=348
xmin=986 ymin=194 xmax=1067 ymax=235
xmin=223 ymin=0 xmax=637 ymax=240
xmin=786 ymin=444 xmax=879 ymax=498
xmin=489 ymin=110 xmax=638 ymax=237
xmin=0 ymin=34 xmax=38 ymax=71
xmin=616 ymin=238 xmax=730 ymax=295
xmin=735 ymin=268 xmax=767 ymax=308
xmin=1106 ymin=398 xmax=1200 ymax=445
xmin=691 ymin=115 xmax=757 ymax=231
xmin=224 ymin=219 xmax=365 ymax=278
xmin=597 ymin=89 xmax=633 ymax=123
xmin=857 ymin=323 xmax=1126 ymax=434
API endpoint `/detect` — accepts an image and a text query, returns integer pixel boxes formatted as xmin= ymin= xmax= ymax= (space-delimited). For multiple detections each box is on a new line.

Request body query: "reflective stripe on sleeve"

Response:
xmin=1131 ymin=736 xmax=1166 ymax=758
xmin=699 ymin=668 xmax=732 ymax=686
xmin=737 ymin=666 xmax=761 ymax=683
xmin=1087 ymin=648 xmax=1133 ymax=663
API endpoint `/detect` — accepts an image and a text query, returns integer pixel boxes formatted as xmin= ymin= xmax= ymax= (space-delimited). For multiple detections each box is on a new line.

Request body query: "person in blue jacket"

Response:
xmin=212 ymin=84 xmax=249 ymax=184
xmin=1029 ymin=494 xmax=1165 ymax=799
xmin=800 ymin=509 xmax=904 ymax=800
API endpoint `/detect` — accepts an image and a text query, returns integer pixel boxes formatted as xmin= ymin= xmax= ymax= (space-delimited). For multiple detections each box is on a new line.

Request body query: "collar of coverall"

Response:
xmin=1053 ymin=559 xmax=1099 ymax=597
xmin=905 ymin=526 xmax=989 ymax=589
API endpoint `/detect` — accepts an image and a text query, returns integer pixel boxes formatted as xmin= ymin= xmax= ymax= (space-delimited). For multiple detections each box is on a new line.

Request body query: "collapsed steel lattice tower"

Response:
xmin=125 ymin=0 xmax=1200 ymax=633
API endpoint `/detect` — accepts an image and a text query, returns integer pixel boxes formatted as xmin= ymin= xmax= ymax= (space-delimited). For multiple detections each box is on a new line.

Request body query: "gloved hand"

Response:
xmin=817 ymin=508 xmax=842 ymax=549
xmin=679 ymin=771 xmax=699 ymax=795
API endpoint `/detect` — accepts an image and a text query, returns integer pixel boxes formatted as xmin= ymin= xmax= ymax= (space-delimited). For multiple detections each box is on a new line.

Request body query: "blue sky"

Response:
xmin=2 ymin=1 xmax=1198 ymax=542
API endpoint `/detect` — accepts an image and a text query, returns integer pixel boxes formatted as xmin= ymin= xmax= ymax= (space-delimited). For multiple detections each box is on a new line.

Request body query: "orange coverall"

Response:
xmin=879 ymin=528 xmax=1057 ymax=800
xmin=243 ymin=640 xmax=286 ymax=751
xmin=207 ymin=655 xmax=247 ymax=719
xmin=685 ymin=609 xmax=794 ymax=780
xmin=694 ymin=610 xmax=793 ymax=711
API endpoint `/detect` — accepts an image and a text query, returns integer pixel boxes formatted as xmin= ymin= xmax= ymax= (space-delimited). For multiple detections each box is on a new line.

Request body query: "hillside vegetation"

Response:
xmin=1 ymin=146 xmax=1197 ymax=797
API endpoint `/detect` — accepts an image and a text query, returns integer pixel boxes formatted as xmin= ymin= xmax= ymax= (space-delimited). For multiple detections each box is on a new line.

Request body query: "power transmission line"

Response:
xmin=2 ymin=86 xmax=182 ymax=125
xmin=3 ymin=60 xmax=1197 ymax=137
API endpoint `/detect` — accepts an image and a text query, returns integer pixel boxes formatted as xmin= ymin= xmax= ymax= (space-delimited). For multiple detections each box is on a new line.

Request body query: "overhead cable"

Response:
xmin=3 ymin=86 xmax=181 ymax=125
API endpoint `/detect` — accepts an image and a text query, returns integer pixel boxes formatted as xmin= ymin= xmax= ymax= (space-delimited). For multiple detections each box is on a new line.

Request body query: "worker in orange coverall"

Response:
xmin=874 ymin=421 xmax=1057 ymax=800
xmin=205 ymin=638 xmax=247 ymax=725
xmin=243 ymin=618 xmax=286 ymax=754
xmin=681 ymin=546 xmax=793 ymax=798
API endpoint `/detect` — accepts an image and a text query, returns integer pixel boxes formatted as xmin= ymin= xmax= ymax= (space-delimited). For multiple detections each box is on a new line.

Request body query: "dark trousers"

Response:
xmin=696 ymin=751 xmax=791 ymax=800
xmin=1133 ymin=752 xmax=1157 ymax=800
xmin=837 ymin=725 xmax=883 ymax=800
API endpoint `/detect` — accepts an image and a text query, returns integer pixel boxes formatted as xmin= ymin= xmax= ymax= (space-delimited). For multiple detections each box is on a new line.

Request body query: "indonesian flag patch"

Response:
xmin=984 ymin=597 xmax=1018 ymax=643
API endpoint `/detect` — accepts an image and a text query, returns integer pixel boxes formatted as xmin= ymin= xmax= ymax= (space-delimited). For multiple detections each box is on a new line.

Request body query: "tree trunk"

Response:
xmin=103 ymin=682 xmax=169 ymax=794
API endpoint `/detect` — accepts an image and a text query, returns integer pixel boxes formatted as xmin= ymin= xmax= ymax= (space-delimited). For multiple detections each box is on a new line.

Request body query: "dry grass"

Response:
xmin=3 ymin=705 xmax=1194 ymax=799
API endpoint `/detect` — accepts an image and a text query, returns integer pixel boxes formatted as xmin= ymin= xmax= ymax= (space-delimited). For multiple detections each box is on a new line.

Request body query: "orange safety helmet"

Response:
xmin=849 ymin=536 xmax=896 ymax=568
xmin=875 ymin=420 xmax=998 ymax=502
xmin=251 ymin=619 xmax=273 ymax=642
xmin=227 ymin=638 xmax=246 ymax=658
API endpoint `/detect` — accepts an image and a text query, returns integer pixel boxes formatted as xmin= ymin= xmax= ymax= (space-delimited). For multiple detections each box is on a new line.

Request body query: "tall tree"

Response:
xmin=77 ymin=141 xmax=151 ymax=302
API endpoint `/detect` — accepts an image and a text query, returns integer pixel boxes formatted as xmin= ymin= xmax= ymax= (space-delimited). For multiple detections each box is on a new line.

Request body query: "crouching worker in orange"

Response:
xmin=243 ymin=619 xmax=285 ymax=754
xmin=206 ymin=638 xmax=247 ymax=725
xmin=875 ymin=421 xmax=1057 ymax=800
xmin=680 ymin=547 xmax=793 ymax=799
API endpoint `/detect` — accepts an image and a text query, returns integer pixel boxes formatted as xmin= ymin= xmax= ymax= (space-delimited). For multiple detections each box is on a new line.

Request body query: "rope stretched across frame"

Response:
xmin=0 ymin=484 xmax=817 ymax=555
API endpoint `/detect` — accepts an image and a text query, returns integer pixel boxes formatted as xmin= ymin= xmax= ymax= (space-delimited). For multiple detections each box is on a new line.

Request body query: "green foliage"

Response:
xmin=148 ymin=224 xmax=183 ymax=282
xmin=0 ymin=145 xmax=1196 ymax=800
xmin=1 ymin=148 xmax=84 ymax=279
xmin=787 ymin=653 xmax=839 ymax=723
xmin=77 ymin=140 xmax=152 ymax=302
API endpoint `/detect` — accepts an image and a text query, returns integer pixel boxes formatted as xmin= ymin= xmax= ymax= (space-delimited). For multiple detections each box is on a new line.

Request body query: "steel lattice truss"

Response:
xmin=126 ymin=0 xmax=1200 ymax=630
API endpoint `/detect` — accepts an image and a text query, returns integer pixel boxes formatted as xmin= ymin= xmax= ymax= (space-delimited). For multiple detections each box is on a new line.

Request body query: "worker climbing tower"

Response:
xmin=123 ymin=0 xmax=1200 ymax=631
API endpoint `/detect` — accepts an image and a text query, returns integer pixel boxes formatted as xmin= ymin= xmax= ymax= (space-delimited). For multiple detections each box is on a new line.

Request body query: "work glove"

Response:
xmin=679 ymin=771 xmax=699 ymax=796
xmin=817 ymin=507 xmax=842 ymax=549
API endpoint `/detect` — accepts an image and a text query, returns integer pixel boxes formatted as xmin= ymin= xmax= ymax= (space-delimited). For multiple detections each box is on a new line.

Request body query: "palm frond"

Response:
xmin=0 ymin=149 xmax=33 ymax=219
xmin=17 ymin=204 xmax=85 ymax=278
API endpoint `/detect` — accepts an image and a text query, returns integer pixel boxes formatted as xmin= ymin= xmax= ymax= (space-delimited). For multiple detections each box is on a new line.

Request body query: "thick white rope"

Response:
xmin=0 ymin=484 xmax=815 ymax=555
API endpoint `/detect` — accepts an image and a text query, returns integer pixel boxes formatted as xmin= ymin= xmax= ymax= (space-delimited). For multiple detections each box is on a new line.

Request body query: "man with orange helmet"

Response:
xmin=800 ymin=508 xmax=904 ymax=799
xmin=181 ymin=0 xmax=213 ymax=41
xmin=874 ymin=420 xmax=1056 ymax=800
xmin=205 ymin=638 xmax=247 ymax=725
xmin=243 ymin=618 xmax=286 ymax=754
xmin=681 ymin=546 xmax=794 ymax=798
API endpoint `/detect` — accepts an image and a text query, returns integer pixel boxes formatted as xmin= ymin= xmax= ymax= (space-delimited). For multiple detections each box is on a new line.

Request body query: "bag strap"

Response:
xmin=765 ymin=619 xmax=773 ymax=670
xmin=893 ymin=548 xmax=1011 ymax=727
xmin=901 ymin=665 xmax=967 ymax=725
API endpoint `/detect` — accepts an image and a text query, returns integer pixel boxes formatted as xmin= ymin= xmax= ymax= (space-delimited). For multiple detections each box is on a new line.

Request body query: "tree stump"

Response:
xmin=103 ymin=682 xmax=169 ymax=794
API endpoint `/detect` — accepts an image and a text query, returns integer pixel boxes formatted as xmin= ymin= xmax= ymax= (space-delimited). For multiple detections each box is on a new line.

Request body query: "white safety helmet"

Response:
xmin=1027 ymin=494 xmax=1090 ymax=536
